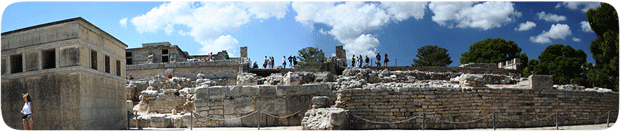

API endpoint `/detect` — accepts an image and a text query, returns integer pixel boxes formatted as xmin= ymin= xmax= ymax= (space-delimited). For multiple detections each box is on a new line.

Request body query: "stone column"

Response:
xmin=240 ymin=46 xmax=248 ymax=58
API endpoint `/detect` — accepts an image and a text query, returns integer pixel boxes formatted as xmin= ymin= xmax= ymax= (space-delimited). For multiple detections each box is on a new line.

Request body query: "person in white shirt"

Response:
xmin=282 ymin=56 xmax=287 ymax=68
xmin=21 ymin=93 xmax=33 ymax=130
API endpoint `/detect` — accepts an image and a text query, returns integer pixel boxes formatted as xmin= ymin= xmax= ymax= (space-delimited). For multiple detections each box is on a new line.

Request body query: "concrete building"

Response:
xmin=1 ymin=17 xmax=127 ymax=129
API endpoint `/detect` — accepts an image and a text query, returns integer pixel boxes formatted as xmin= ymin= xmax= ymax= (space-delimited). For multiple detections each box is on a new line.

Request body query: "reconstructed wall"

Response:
xmin=1 ymin=17 xmax=127 ymax=130
xmin=339 ymin=87 xmax=618 ymax=129
xmin=191 ymin=84 xmax=331 ymax=127
xmin=126 ymin=43 xmax=187 ymax=65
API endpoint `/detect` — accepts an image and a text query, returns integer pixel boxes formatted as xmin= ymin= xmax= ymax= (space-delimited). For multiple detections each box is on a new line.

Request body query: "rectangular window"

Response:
xmin=162 ymin=49 xmax=168 ymax=54
xmin=42 ymin=49 xmax=56 ymax=69
xmin=116 ymin=60 xmax=121 ymax=76
xmin=162 ymin=56 xmax=169 ymax=63
xmin=126 ymin=52 xmax=132 ymax=57
xmin=10 ymin=54 xmax=23 ymax=73
xmin=126 ymin=58 xmax=132 ymax=65
xmin=91 ymin=50 xmax=97 ymax=70
xmin=105 ymin=55 xmax=110 ymax=73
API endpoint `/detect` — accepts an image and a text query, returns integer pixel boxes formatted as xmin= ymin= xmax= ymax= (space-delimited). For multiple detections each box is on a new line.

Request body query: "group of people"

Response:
xmin=351 ymin=53 xmax=389 ymax=67
xmin=254 ymin=55 xmax=298 ymax=69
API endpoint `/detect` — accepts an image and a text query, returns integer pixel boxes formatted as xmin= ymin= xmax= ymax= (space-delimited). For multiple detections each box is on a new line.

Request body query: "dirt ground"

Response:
xmin=131 ymin=123 xmax=616 ymax=130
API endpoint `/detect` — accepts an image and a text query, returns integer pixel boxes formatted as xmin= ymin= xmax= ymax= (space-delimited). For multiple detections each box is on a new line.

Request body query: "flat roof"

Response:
xmin=1 ymin=17 xmax=128 ymax=47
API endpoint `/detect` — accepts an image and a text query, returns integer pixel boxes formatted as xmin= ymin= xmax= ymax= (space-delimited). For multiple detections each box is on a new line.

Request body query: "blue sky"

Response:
xmin=1 ymin=1 xmax=609 ymax=67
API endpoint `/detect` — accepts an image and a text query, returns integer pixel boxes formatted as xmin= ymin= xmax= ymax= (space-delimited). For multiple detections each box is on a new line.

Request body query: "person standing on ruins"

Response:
xmin=293 ymin=56 xmax=297 ymax=68
xmin=283 ymin=56 xmax=287 ymax=68
xmin=358 ymin=55 xmax=363 ymax=68
xmin=351 ymin=55 xmax=356 ymax=67
xmin=288 ymin=55 xmax=293 ymax=68
xmin=21 ymin=93 xmax=33 ymax=130
xmin=271 ymin=56 xmax=275 ymax=69
xmin=264 ymin=56 xmax=268 ymax=68
xmin=384 ymin=53 xmax=389 ymax=66
xmin=376 ymin=53 xmax=381 ymax=67
xmin=365 ymin=55 xmax=370 ymax=65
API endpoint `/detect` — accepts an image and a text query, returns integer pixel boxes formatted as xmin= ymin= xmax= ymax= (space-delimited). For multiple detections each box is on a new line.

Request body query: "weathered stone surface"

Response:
xmin=258 ymin=85 xmax=276 ymax=97
xmin=224 ymin=115 xmax=242 ymax=126
xmin=208 ymin=86 xmax=227 ymax=99
xmin=234 ymin=97 xmax=255 ymax=114
xmin=282 ymin=72 xmax=316 ymax=86
xmin=265 ymin=73 xmax=283 ymax=85
xmin=302 ymin=108 xmax=349 ymax=130
xmin=311 ymin=96 xmax=330 ymax=108
xmin=530 ymin=75 xmax=552 ymax=90
xmin=237 ymin=72 xmax=258 ymax=86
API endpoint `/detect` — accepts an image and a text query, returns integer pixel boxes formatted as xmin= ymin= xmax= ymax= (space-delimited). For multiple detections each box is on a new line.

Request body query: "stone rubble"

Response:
xmin=301 ymin=108 xmax=349 ymax=130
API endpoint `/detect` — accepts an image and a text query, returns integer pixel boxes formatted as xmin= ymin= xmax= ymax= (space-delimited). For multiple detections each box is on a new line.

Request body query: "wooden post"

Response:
xmin=258 ymin=110 xmax=261 ymax=130
xmin=493 ymin=112 xmax=496 ymax=130
xmin=607 ymin=110 xmax=610 ymax=127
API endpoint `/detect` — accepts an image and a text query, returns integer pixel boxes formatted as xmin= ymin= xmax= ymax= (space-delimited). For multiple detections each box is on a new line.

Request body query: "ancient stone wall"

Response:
xmin=338 ymin=87 xmax=618 ymax=129
xmin=367 ymin=66 xmax=518 ymax=76
xmin=191 ymin=83 xmax=332 ymax=127
xmin=126 ymin=59 xmax=248 ymax=80
xmin=126 ymin=43 xmax=187 ymax=65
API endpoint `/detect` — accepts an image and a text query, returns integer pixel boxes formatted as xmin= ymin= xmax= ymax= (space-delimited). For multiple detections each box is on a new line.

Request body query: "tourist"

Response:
xmin=351 ymin=55 xmax=356 ymax=67
xmin=263 ymin=56 xmax=268 ymax=68
xmin=21 ymin=93 xmax=33 ymax=130
xmin=384 ymin=53 xmax=389 ymax=66
xmin=253 ymin=61 xmax=259 ymax=68
xmin=365 ymin=55 xmax=370 ymax=65
xmin=283 ymin=56 xmax=287 ymax=68
xmin=358 ymin=55 xmax=363 ymax=68
xmin=293 ymin=56 xmax=297 ymax=67
xmin=129 ymin=75 xmax=134 ymax=80
xmin=224 ymin=53 xmax=229 ymax=60
xmin=288 ymin=55 xmax=293 ymax=68
xmin=270 ymin=56 xmax=275 ymax=69
xmin=376 ymin=53 xmax=381 ymax=67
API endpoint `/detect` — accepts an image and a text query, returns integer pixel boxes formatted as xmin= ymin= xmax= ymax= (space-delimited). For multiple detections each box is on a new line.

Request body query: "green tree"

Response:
xmin=297 ymin=47 xmax=325 ymax=67
xmin=533 ymin=44 xmax=588 ymax=85
xmin=522 ymin=59 xmax=539 ymax=78
xmin=460 ymin=38 xmax=526 ymax=64
xmin=412 ymin=45 xmax=452 ymax=66
xmin=586 ymin=3 xmax=619 ymax=90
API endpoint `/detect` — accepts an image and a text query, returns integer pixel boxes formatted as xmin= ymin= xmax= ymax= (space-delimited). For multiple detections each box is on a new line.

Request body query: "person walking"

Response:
xmin=351 ymin=55 xmax=356 ymax=67
xmin=384 ymin=53 xmax=389 ymax=66
xmin=21 ymin=93 xmax=33 ymax=130
xmin=375 ymin=53 xmax=381 ymax=67
xmin=282 ymin=56 xmax=287 ymax=68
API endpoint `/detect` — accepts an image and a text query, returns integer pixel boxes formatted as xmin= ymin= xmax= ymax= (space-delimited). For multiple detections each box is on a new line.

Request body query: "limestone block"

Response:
xmin=242 ymin=86 xmax=259 ymax=96
xmin=224 ymin=99 xmax=235 ymax=114
xmin=275 ymin=85 xmax=291 ymax=96
xmin=257 ymin=97 xmax=274 ymax=114
xmin=195 ymin=85 xmax=209 ymax=100
xmin=126 ymin=100 xmax=133 ymax=112
xmin=529 ymin=75 xmax=553 ymax=90
xmin=274 ymin=98 xmax=286 ymax=114
xmin=235 ymin=97 xmax=255 ymax=114
xmin=258 ymin=85 xmax=276 ymax=97
xmin=149 ymin=114 xmax=170 ymax=128
xmin=208 ymin=86 xmax=227 ymax=99
xmin=178 ymin=88 xmax=195 ymax=97
xmin=226 ymin=86 xmax=243 ymax=97
xmin=59 ymin=46 xmax=80 ymax=67
xmin=140 ymin=90 xmax=158 ymax=100
xmin=329 ymin=109 xmax=349 ymax=127
xmin=224 ymin=115 xmax=242 ymax=126
xmin=312 ymin=96 xmax=329 ymax=108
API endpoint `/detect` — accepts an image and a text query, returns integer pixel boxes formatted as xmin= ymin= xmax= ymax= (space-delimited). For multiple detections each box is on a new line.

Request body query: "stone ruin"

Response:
xmin=125 ymin=62 xmax=618 ymax=129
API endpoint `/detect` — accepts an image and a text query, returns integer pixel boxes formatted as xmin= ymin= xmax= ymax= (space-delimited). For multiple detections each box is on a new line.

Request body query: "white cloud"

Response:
xmin=530 ymin=24 xmax=572 ymax=44
xmin=580 ymin=21 xmax=594 ymax=33
xmin=292 ymin=2 xmax=428 ymax=56
xmin=558 ymin=2 xmax=601 ymax=12
xmin=537 ymin=11 xmax=566 ymax=22
xmin=572 ymin=37 xmax=581 ymax=42
xmin=555 ymin=3 xmax=562 ymax=8
xmin=428 ymin=1 xmax=522 ymax=30
xmin=515 ymin=21 xmax=536 ymax=31
xmin=130 ymin=1 xmax=290 ymax=54
xmin=200 ymin=35 xmax=239 ymax=55
xmin=119 ymin=18 xmax=127 ymax=28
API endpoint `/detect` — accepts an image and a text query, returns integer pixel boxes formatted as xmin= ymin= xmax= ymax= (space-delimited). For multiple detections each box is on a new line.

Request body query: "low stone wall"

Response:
xmin=127 ymin=59 xmax=250 ymax=80
xmin=338 ymin=87 xmax=618 ymax=129
xmin=192 ymin=83 xmax=332 ymax=127
xmin=366 ymin=66 xmax=518 ymax=76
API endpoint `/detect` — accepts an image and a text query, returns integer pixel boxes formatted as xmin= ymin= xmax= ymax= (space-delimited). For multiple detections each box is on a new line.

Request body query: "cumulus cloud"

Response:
xmin=530 ymin=24 xmax=572 ymax=44
xmin=515 ymin=21 xmax=536 ymax=31
xmin=428 ymin=1 xmax=522 ymax=30
xmin=572 ymin=37 xmax=581 ymax=42
xmin=130 ymin=1 xmax=289 ymax=54
xmin=537 ymin=11 xmax=566 ymax=22
xmin=119 ymin=18 xmax=128 ymax=28
xmin=557 ymin=2 xmax=601 ymax=12
xmin=292 ymin=2 xmax=428 ymax=56
xmin=580 ymin=21 xmax=594 ymax=33
xmin=200 ymin=35 xmax=239 ymax=55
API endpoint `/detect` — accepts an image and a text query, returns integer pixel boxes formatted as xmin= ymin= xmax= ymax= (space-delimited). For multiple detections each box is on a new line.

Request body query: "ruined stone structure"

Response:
xmin=1 ymin=17 xmax=127 ymax=129
xmin=126 ymin=42 xmax=190 ymax=65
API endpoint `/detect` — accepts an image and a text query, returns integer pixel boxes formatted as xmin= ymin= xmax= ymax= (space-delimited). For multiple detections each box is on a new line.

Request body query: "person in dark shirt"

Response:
xmin=351 ymin=55 xmax=356 ymax=67
xmin=375 ymin=53 xmax=381 ymax=67
xmin=365 ymin=55 xmax=370 ymax=65
xmin=384 ymin=53 xmax=389 ymax=66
